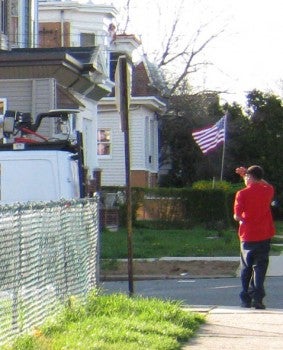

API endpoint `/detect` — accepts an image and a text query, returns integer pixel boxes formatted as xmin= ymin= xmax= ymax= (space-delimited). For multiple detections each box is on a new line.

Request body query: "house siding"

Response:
xmin=0 ymin=78 xmax=56 ymax=137
xmin=131 ymin=106 xmax=159 ymax=173
xmin=97 ymin=105 xmax=159 ymax=187
xmin=130 ymin=107 xmax=146 ymax=169
xmin=0 ymin=80 xmax=33 ymax=112
xmin=97 ymin=110 xmax=125 ymax=186
xmin=0 ymin=78 xmax=55 ymax=116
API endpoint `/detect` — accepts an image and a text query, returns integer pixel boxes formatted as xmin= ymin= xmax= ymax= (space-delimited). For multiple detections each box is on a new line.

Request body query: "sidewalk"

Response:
xmin=181 ymin=254 xmax=283 ymax=349
xmin=182 ymin=306 xmax=283 ymax=350
xmin=266 ymin=255 xmax=283 ymax=276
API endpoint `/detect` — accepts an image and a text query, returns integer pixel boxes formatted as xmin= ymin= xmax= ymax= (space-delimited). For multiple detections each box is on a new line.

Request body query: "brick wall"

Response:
xmin=131 ymin=170 xmax=157 ymax=188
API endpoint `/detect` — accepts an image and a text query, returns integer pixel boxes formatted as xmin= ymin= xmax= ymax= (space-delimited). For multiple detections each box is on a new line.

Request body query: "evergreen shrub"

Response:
xmin=101 ymin=185 xmax=239 ymax=229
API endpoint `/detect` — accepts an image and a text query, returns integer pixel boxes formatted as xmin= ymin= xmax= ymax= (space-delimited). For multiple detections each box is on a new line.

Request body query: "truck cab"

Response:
xmin=0 ymin=109 xmax=85 ymax=204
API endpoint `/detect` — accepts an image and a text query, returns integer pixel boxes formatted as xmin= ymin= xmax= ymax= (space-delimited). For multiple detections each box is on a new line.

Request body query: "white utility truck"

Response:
xmin=0 ymin=109 xmax=85 ymax=204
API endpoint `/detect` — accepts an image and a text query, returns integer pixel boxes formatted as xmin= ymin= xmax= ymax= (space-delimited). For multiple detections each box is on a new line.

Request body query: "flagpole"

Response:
xmin=220 ymin=113 xmax=228 ymax=181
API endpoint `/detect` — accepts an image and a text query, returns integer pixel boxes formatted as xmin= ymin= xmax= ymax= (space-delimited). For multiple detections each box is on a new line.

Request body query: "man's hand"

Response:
xmin=235 ymin=167 xmax=247 ymax=177
xmin=234 ymin=214 xmax=243 ymax=224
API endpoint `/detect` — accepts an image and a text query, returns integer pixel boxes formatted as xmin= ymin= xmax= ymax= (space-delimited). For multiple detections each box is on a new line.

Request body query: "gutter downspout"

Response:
xmin=60 ymin=10 xmax=64 ymax=47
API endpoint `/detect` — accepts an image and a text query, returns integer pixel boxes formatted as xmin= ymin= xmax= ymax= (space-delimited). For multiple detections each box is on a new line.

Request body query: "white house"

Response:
xmin=0 ymin=0 xmax=167 ymax=190
xmin=0 ymin=0 xmax=168 ymax=191
xmin=38 ymin=0 xmax=117 ymax=181
xmin=39 ymin=1 xmax=167 ymax=188
xmin=98 ymin=34 xmax=166 ymax=187
xmin=0 ymin=1 xmax=117 ymax=193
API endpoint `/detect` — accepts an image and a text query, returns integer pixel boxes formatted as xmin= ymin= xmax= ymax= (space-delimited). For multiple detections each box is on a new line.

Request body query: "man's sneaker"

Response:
xmin=252 ymin=301 xmax=266 ymax=309
xmin=241 ymin=302 xmax=251 ymax=308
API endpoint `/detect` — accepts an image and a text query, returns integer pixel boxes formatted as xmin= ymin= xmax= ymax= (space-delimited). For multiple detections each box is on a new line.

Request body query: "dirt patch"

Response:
xmin=100 ymin=259 xmax=240 ymax=280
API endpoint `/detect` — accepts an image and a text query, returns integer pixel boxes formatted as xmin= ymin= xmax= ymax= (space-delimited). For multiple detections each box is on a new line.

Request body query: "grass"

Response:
xmin=101 ymin=227 xmax=240 ymax=259
xmin=101 ymin=222 xmax=283 ymax=260
xmin=5 ymin=222 xmax=283 ymax=349
xmin=4 ymin=291 xmax=205 ymax=350
xmin=0 ymin=297 xmax=13 ymax=341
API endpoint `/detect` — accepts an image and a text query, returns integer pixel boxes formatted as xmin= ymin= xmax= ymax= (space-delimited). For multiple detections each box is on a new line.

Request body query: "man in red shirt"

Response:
xmin=234 ymin=165 xmax=275 ymax=309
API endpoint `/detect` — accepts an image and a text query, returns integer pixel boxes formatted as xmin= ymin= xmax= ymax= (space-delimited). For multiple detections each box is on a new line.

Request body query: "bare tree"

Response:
xmin=162 ymin=25 xmax=224 ymax=95
xmin=115 ymin=0 xmax=227 ymax=96
xmin=153 ymin=0 xmax=225 ymax=95
xmin=122 ymin=0 xmax=131 ymax=34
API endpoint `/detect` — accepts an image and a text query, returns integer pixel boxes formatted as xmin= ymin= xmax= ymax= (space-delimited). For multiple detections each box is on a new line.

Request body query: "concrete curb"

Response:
xmin=101 ymin=254 xmax=283 ymax=281
xmin=100 ymin=274 xmax=236 ymax=282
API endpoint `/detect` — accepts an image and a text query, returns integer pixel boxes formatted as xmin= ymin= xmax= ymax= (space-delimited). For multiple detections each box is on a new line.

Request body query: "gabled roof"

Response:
xmin=0 ymin=47 xmax=113 ymax=101
xmin=131 ymin=57 xmax=169 ymax=102
xmin=143 ymin=55 xmax=170 ymax=98
xmin=132 ymin=61 xmax=157 ymax=96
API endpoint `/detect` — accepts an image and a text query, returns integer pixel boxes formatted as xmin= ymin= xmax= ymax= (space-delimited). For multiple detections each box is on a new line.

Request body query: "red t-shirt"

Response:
xmin=234 ymin=182 xmax=275 ymax=242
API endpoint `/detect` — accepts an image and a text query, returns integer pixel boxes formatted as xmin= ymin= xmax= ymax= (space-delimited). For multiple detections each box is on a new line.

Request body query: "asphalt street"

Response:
xmin=101 ymin=276 xmax=283 ymax=309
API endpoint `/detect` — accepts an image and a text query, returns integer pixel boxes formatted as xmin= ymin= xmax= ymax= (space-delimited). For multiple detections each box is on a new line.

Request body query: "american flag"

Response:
xmin=192 ymin=116 xmax=226 ymax=154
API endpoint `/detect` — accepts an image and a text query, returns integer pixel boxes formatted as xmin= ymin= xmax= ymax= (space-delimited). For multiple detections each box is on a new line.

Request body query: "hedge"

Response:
xmin=100 ymin=186 xmax=239 ymax=229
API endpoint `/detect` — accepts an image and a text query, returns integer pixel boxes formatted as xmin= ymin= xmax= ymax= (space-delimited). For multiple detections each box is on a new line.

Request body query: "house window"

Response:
xmin=10 ymin=0 xmax=19 ymax=46
xmin=80 ymin=33 xmax=95 ymax=47
xmin=97 ymin=128 xmax=111 ymax=156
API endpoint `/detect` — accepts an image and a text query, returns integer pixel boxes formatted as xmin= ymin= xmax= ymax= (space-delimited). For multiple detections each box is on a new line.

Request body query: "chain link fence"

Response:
xmin=0 ymin=197 xmax=99 ymax=346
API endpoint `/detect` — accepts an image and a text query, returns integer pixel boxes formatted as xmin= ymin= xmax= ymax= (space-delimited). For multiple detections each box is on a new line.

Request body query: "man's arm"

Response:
xmin=233 ymin=192 xmax=244 ymax=224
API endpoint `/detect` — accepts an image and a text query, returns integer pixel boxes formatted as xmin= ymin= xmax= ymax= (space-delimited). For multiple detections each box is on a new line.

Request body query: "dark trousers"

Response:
xmin=240 ymin=239 xmax=271 ymax=303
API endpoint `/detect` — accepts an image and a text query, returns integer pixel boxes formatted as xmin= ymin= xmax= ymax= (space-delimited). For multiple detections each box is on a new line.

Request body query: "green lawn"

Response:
xmin=5 ymin=292 xmax=205 ymax=350
xmin=101 ymin=222 xmax=283 ymax=259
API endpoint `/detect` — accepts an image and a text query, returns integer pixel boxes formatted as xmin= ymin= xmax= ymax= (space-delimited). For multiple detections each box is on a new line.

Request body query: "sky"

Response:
xmin=80 ymin=0 xmax=283 ymax=106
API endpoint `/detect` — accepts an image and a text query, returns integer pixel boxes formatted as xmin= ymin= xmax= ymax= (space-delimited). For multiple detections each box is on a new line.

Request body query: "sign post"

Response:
xmin=115 ymin=55 xmax=134 ymax=296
